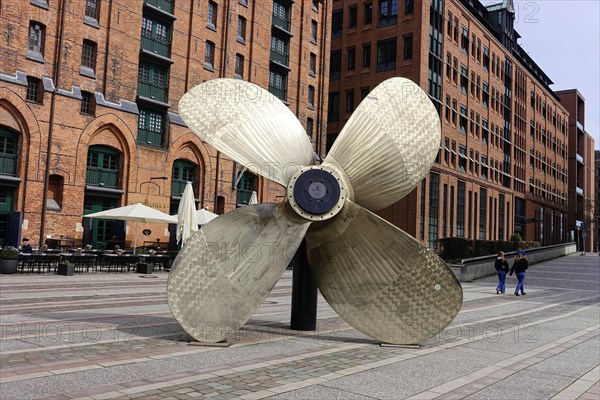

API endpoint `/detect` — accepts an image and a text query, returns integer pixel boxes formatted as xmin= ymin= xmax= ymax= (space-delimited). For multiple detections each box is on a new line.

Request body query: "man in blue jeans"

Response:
xmin=509 ymin=251 xmax=529 ymax=296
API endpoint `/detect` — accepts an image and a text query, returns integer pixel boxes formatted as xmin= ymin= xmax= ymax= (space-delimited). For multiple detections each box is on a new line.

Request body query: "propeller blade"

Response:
xmin=305 ymin=201 xmax=462 ymax=345
xmin=167 ymin=203 xmax=311 ymax=343
xmin=325 ymin=77 xmax=441 ymax=211
xmin=179 ymin=79 xmax=314 ymax=186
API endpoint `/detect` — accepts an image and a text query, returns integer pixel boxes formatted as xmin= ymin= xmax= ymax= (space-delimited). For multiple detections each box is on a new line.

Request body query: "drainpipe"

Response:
xmin=39 ymin=0 xmax=67 ymax=246
xmin=213 ymin=0 xmax=232 ymax=213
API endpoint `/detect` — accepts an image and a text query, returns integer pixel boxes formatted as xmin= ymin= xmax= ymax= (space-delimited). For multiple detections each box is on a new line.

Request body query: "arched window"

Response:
xmin=236 ymin=172 xmax=256 ymax=206
xmin=171 ymin=160 xmax=197 ymax=196
xmin=86 ymin=146 xmax=120 ymax=187
xmin=0 ymin=127 xmax=19 ymax=176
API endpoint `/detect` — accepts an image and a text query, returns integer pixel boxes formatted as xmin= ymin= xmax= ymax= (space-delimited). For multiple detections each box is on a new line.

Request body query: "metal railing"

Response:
xmin=270 ymin=50 xmax=289 ymax=67
xmin=144 ymin=0 xmax=174 ymax=14
xmin=86 ymin=167 xmax=119 ymax=187
xmin=0 ymin=153 xmax=17 ymax=175
xmin=272 ymin=15 xmax=290 ymax=31
xmin=137 ymin=128 xmax=164 ymax=147
xmin=137 ymin=81 xmax=168 ymax=102
xmin=141 ymin=35 xmax=170 ymax=58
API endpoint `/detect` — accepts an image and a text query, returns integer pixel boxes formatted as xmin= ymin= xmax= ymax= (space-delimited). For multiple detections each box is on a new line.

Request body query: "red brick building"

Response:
xmin=0 ymin=0 xmax=330 ymax=248
xmin=555 ymin=89 xmax=596 ymax=252
xmin=327 ymin=0 xmax=570 ymax=248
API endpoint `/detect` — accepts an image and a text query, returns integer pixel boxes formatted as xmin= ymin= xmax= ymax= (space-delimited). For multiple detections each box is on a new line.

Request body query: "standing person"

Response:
xmin=509 ymin=251 xmax=529 ymax=296
xmin=495 ymin=251 xmax=509 ymax=294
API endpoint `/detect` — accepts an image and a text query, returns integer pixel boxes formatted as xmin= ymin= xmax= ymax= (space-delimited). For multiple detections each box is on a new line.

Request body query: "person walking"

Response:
xmin=509 ymin=251 xmax=529 ymax=296
xmin=495 ymin=251 xmax=509 ymax=294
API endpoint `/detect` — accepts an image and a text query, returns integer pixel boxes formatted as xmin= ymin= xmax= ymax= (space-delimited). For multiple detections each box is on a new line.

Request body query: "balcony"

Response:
xmin=86 ymin=167 xmax=119 ymax=187
xmin=141 ymin=35 xmax=171 ymax=58
xmin=137 ymin=128 xmax=163 ymax=147
xmin=272 ymin=15 xmax=290 ymax=33
xmin=0 ymin=153 xmax=17 ymax=176
xmin=576 ymin=186 xmax=584 ymax=196
xmin=270 ymin=50 xmax=289 ymax=68
xmin=576 ymin=153 xmax=584 ymax=164
xmin=144 ymin=0 xmax=174 ymax=14
xmin=138 ymin=81 xmax=168 ymax=103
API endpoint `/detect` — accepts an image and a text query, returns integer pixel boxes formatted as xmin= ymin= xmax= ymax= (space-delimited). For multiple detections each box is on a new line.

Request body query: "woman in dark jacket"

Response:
xmin=509 ymin=252 xmax=529 ymax=296
xmin=495 ymin=251 xmax=509 ymax=294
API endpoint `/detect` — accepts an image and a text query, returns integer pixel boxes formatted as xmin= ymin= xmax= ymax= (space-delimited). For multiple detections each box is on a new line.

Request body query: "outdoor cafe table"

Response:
xmin=138 ymin=254 xmax=168 ymax=271
xmin=99 ymin=253 xmax=139 ymax=272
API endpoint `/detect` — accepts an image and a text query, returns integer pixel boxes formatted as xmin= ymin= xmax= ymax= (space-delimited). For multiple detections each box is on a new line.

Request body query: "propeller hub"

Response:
xmin=287 ymin=166 xmax=347 ymax=221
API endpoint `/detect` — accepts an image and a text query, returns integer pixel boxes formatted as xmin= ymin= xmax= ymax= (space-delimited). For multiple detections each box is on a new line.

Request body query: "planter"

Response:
xmin=57 ymin=263 xmax=75 ymax=276
xmin=137 ymin=262 xmax=154 ymax=274
xmin=0 ymin=259 xmax=19 ymax=274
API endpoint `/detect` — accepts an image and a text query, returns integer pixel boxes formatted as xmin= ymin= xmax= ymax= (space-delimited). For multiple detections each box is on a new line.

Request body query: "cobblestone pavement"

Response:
xmin=0 ymin=253 xmax=598 ymax=399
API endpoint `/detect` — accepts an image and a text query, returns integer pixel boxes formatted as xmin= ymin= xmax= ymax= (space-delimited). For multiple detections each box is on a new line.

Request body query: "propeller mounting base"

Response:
xmin=287 ymin=166 xmax=347 ymax=221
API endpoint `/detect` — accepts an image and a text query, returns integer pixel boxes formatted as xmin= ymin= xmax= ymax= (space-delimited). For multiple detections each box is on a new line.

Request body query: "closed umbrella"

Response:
xmin=196 ymin=208 xmax=219 ymax=225
xmin=85 ymin=203 xmax=177 ymax=254
xmin=248 ymin=190 xmax=258 ymax=205
xmin=177 ymin=182 xmax=198 ymax=246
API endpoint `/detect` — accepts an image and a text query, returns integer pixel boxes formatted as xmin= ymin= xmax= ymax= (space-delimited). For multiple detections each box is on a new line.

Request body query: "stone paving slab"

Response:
xmin=0 ymin=253 xmax=598 ymax=399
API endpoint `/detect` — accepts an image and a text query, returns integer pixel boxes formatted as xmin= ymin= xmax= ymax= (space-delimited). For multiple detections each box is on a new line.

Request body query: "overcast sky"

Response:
xmin=483 ymin=0 xmax=600 ymax=149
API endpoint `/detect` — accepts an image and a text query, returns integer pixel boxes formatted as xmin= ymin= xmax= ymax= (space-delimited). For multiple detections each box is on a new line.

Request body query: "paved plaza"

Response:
xmin=0 ymin=253 xmax=598 ymax=399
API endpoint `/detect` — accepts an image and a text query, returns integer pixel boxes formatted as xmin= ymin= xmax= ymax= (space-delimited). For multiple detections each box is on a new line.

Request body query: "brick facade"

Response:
xmin=0 ymin=0 xmax=331 ymax=248
xmin=328 ymin=0 xmax=571 ymax=248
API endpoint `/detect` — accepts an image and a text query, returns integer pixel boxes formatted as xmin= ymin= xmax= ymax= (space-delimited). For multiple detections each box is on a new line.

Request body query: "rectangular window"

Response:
xmin=205 ymin=41 xmax=215 ymax=69
xmin=362 ymin=44 xmax=371 ymax=67
xmin=479 ymin=188 xmax=487 ymax=240
xmin=271 ymin=34 xmax=289 ymax=66
xmin=442 ymin=184 xmax=448 ymax=238
xmin=420 ymin=178 xmax=426 ymax=241
xmin=80 ymin=91 xmax=96 ymax=115
xmin=450 ymin=185 xmax=455 ymax=237
xmin=309 ymin=53 xmax=316 ymax=76
xmin=26 ymin=76 xmax=43 ymax=103
xmin=403 ymin=35 xmax=413 ymax=60
xmin=306 ymin=118 xmax=314 ymax=140
xmin=208 ymin=1 xmax=218 ymax=29
xmin=481 ymin=156 xmax=488 ymax=180
xmin=81 ymin=40 xmax=97 ymax=71
xmin=235 ymin=53 xmax=244 ymax=78
xmin=268 ymin=69 xmax=288 ymax=101
xmin=376 ymin=38 xmax=396 ymax=71
xmin=349 ymin=6 xmax=357 ymax=28
xmin=273 ymin=0 xmax=291 ymax=31
xmin=137 ymin=108 xmax=165 ymax=147
xmin=483 ymin=46 xmax=490 ymax=70
xmin=364 ymin=3 xmax=373 ymax=24
xmin=237 ymin=16 xmax=246 ymax=42
xmin=482 ymin=82 xmax=489 ymax=108
xmin=456 ymin=181 xmax=465 ymax=237
xmin=428 ymin=173 xmax=439 ymax=248
xmin=330 ymin=50 xmax=341 ymax=79
xmin=85 ymin=0 xmax=99 ymax=20
xmin=345 ymin=90 xmax=354 ymax=113
xmin=460 ymin=65 xmax=468 ymax=93
xmin=327 ymin=91 xmax=340 ymax=122
xmin=311 ymin=20 xmax=318 ymax=43
xmin=379 ymin=0 xmax=399 ymax=26
xmin=360 ymin=87 xmax=369 ymax=100
xmin=347 ymin=47 xmax=356 ymax=70
xmin=332 ymin=9 xmax=343 ymax=37
xmin=458 ymin=145 xmax=466 ymax=172
xmin=28 ymin=21 xmax=45 ymax=58
xmin=308 ymin=85 xmax=315 ymax=108
xmin=459 ymin=105 xmax=467 ymax=134
xmin=498 ymin=193 xmax=505 ymax=240
xmin=405 ymin=0 xmax=414 ymax=15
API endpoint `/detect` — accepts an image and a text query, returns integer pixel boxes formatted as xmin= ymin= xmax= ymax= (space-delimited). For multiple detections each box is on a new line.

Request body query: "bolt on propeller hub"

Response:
xmin=287 ymin=166 xmax=347 ymax=221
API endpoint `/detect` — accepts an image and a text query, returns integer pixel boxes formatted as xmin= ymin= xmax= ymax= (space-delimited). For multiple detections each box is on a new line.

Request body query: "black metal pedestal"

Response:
xmin=290 ymin=240 xmax=318 ymax=331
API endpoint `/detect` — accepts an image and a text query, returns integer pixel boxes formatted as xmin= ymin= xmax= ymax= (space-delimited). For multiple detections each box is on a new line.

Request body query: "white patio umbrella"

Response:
xmin=177 ymin=182 xmax=198 ymax=246
xmin=248 ymin=190 xmax=258 ymax=205
xmin=85 ymin=203 xmax=177 ymax=254
xmin=196 ymin=208 xmax=219 ymax=225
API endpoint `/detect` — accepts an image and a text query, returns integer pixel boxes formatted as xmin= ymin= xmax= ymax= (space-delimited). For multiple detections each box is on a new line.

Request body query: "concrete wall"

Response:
xmin=458 ymin=242 xmax=577 ymax=282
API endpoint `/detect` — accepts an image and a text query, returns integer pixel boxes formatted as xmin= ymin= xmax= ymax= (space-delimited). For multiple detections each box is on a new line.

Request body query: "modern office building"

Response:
xmin=555 ymin=90 xmax=596 ymax=252
xmin=0 ymin=0 xmax=331 ymax=248
xmin=327 ymin=0 xmax=570 ymax=247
